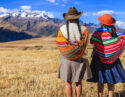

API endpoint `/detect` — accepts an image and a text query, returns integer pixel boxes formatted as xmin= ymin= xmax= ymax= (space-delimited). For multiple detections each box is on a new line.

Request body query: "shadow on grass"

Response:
xmin=114 ymin=91 xmax=125 ymax=97
xmin=105 ymin=91 xmax=125 ymax=97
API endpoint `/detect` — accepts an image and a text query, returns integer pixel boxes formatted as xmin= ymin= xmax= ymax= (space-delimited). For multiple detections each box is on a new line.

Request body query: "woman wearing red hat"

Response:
xmin=88 ymin=14 xmax=125 ymax=97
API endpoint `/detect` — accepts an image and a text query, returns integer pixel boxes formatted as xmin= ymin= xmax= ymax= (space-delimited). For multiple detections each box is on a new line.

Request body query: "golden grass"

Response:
xmin=0 ymin=37 xmax=125 ymax=97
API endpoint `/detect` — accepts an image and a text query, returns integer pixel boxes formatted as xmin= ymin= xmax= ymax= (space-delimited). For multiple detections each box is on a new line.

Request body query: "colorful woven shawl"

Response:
xmin=92 ymin=27 xmax=125 ymax=64
xmin=56 ymin=26 xmax=89 ymax=60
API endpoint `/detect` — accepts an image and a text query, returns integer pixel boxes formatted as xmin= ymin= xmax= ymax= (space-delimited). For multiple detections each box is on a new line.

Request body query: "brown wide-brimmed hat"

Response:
xmin=63 ymin=7 xmax=83 ymax=20
xmin=98 ymin=14 xmax=116 ymax=25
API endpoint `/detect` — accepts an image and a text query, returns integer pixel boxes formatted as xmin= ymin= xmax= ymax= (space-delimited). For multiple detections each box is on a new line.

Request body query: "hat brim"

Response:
xmin=98 ymin=16 xmax=116 ymax=25
xmin=63 ymin=11 xmax=83 ymax=20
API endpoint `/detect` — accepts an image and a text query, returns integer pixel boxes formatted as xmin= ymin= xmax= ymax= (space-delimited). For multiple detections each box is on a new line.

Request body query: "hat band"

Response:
xmin=67 ymin=14 xmax=79 ymax=17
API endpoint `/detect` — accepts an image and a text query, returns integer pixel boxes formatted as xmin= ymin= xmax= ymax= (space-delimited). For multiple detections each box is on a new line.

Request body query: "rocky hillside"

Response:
xmin=0 ymin=9 xmax=124 ymax=42
xmin=1 ymin=16 xmax=65 ymax=37
xmin=1 ymin=16 xmax=125 ymax=37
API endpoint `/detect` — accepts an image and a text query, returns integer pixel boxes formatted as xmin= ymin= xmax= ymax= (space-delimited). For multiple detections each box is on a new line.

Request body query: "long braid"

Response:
xmin=76 ymin=19 xmax=82 ymax=40
xmin=66 ymin=21 xmax=70 ymax=41
xmin=103 ymin=25 xmax=117 ymax=37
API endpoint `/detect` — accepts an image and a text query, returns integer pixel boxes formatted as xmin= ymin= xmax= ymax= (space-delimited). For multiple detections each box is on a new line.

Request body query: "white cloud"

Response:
xmin=20 ymin=5 xmax=31 ymax=12
xmin=72 ymin=10 xmax=116 ymax=17
xmin=61 ymin=4 xmax=66 ymax=7
xmin=93 ymin=10 xmax=115 ymax=16
xmin=81 ymin=11 xmax=125 ymax=17
xmin=55 ymin=3 xmax=59 ymax=5
xmin=0 ymin=7 xmax=8 ymax=13
xmin=83 ymin=13 xmax=88 ymax=16
xmin=47 ymin=0 xmax=59 ymax=6
xmin=116 ymin=12 xmax=125 ymax=15
xmin=47 ymin=0 xmax=55 ymax=3
xmin=75 ymin=1 xmax=79 ymax=5
xmin=116 ymin=21 xmax=125 ymax=27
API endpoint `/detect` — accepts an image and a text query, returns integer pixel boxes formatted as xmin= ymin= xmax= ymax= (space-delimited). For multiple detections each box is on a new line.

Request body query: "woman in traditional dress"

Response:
xmin=88 ymin=14 xmax=125 ymax=97
xmin=56 ymin=7 xmax=92 ymax=97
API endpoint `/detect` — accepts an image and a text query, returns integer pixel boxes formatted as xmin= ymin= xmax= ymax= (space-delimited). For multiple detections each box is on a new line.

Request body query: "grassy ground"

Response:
xmin=0 ymin=37 xmax=125 ymax=97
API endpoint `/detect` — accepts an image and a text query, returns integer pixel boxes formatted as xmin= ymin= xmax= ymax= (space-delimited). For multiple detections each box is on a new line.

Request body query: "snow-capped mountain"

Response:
xmin=0 ymin=10 xmax=65 ymax=38
xmin=0 ymin=8 xmax=125 ymax=42
xmin=0 ymin=9 xmax=54 ymax=19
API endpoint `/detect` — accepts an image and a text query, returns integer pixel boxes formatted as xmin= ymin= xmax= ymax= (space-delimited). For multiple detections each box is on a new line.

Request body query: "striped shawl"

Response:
xmin=56 ymin=26 xmax=89 ymax=60
xmin=92 ymin=27 xmax=125 ymax=64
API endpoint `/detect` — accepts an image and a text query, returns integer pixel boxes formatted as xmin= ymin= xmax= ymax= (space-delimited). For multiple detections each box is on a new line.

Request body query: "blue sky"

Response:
xmin=0 ymin=0 xmax=125 ymax=28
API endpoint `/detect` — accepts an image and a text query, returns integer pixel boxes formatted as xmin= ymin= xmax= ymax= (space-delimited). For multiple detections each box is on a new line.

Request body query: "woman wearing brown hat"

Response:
xmin=56 ymin=7 xmax=92 ymax=97
xmin=88 ymin=14 xmax=125 ymax=97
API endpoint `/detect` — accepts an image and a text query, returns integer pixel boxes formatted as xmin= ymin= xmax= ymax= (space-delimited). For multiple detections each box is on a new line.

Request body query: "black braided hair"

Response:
xmin=76 ymin=19 xmax=82 ymax=40
xmin=66 ymin=21 xmax=70 ymax=41
xmin=66 ymin=19 xmax=82 ymax=41
xmin=103 ymin=25 xmax=118 ymax=37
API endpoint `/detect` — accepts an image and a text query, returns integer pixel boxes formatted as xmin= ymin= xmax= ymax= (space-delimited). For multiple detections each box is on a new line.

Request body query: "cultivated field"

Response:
xmin=0 ymin=37 xmax=125 ymax=97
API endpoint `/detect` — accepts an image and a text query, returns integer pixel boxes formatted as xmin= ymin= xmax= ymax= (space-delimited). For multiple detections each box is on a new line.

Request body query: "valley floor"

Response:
xmin=0 ymin=37 xmax=125 ymax=97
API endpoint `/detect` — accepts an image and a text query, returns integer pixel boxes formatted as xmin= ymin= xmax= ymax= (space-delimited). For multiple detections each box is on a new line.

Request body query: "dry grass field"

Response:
xmin=0 ymin=37 xmax=125 ymax=97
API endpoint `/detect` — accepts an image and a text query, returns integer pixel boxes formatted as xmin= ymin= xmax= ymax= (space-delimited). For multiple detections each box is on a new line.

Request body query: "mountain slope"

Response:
xmin=1 ymin=16 xmax=64 ymax=37
xmin=0 ymin=20 xmax=22 ymax=32
xmin=0 ymin=27 xmax=33 ymax=42
xmin=0 ymin=9 xmax=124 ymax=43
xmin=2 ymin=15 xmax=125 ymax=37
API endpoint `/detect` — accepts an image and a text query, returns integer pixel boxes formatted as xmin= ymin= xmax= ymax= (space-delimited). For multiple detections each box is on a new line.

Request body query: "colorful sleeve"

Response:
xmin=90 ymin=30 xmax=98 ymax=44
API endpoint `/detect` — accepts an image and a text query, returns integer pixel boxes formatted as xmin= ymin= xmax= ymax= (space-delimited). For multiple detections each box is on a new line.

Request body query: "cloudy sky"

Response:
xmin=0 ymin=0 xmax=125 ymax=28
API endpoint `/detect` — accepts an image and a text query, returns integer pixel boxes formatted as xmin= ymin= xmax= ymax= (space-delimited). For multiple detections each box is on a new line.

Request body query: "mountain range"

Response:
xmin=0 ymin=10 xmax=125 ymax=42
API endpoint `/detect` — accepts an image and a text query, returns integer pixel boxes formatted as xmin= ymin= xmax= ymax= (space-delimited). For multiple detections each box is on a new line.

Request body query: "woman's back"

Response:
xmin=60 ymin=23 xmax=86 ymax=42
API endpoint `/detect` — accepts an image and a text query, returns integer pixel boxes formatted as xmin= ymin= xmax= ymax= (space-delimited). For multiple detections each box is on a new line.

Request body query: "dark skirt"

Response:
xmin=88 ymin=54 xmax=125 ymax=84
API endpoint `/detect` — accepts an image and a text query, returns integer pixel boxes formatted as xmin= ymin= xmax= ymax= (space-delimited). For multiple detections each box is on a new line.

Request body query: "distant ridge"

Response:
xmin=0 ymin=11 xmax=124 ymax=42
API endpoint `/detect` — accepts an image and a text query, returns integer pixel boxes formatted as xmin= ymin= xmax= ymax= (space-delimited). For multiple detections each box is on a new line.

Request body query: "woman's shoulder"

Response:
xmin=60 ymin=24 xmax=87 ymax=33
xmin=60 ymin=24 xmax=67 ymax=36
xmin=60 ymin=24 xmax=66 ymax=32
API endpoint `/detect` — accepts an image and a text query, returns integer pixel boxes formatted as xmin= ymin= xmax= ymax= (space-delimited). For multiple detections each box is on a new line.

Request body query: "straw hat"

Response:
xmin=63 ymin=7 xmax=83 ymax=20
xmin=98 ymin=14 xmax=116 ymax=25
